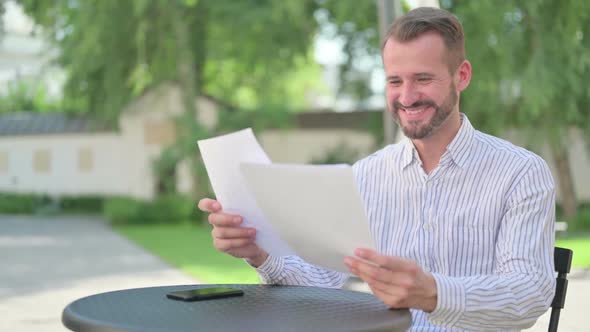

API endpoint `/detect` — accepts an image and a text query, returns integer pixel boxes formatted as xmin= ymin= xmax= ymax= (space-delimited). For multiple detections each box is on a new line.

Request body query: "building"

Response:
xmin=0 ymin=83 xmax=377 ymax=200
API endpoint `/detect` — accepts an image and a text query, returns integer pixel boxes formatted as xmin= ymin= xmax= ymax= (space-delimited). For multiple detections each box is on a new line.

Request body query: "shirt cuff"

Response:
xmin=253 ymin=255 xmax=285 ymax=283
xmin=427 ymin=273 xmax=466 ymax=327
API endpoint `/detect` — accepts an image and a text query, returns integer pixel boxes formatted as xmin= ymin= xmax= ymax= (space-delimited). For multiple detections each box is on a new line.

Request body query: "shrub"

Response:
xmin=0 ymin=192 xmax=48 ymax=214
xmin=141 ymin=194 xmax=196 ymax=224
xmin=0 ymin=192 xmax=105 ymax=215
xmin=103 ymin=194 xmax=199 ymax=225
xmin=103 ymin=197 xmax=145 ymax=225
xmin=59 ymin=196 xmax=104 ymax=214
xmin=570 ymin=206 xmax=590 ymax=232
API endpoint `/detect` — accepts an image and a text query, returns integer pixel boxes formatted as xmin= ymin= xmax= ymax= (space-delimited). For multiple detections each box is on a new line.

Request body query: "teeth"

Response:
xmin=405 ymin=108 xmax=424 ymax=115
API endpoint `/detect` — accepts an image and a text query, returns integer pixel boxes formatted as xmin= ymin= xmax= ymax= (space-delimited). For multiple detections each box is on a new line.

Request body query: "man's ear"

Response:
xmin=455 ymin=60 xmax=472 ymax=92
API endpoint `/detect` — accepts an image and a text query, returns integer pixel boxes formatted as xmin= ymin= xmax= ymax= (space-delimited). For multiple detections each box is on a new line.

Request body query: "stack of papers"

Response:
xmin=197 ymin=129 xmax=375 ymax=273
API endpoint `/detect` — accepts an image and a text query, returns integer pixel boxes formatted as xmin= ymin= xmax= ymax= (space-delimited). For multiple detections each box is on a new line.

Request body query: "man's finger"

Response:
xmin=197 ymin=198 xmax=221 ymax=212
xmin=369 ymin=284 xmax=409 ymax=309
xmin=214 ymin=237 xmax=255 ymax=251
xmin=227 ymin=243 xmax=262 ymax=259
xmin=345 ymin=256 xmax=391 ymax=284
xmin=212 ymin=226 xmax=255 ymax=239
xmin=208 ymin=213 xmax=242 ymax=226
xmin=346 ymin=256 xmax=416 ymax=288
xmin=368 ymin=281 xmax=407 ymax=299
xmin=354 ymin=248 xmax=413 ymax=271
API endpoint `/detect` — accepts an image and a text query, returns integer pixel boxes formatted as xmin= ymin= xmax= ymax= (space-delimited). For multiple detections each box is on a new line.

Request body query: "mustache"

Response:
xmin=393 ymin=100 xmax=437 ymax=110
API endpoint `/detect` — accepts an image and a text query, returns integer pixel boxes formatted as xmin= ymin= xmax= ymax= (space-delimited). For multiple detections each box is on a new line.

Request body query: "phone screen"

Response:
xmin=166 ymin=287 xmax=244 ymax=301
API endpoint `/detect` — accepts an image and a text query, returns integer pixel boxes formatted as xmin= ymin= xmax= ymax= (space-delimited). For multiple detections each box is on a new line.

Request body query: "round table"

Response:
xmin=62 ymin=284 xmax=411 ymax=332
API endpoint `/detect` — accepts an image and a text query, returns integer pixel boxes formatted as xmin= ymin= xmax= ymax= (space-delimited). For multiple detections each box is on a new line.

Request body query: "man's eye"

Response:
xmin=388 ymin=80 xmax=401 ymax=86
xmin=417 ymin=78 xmax=432 ymax=83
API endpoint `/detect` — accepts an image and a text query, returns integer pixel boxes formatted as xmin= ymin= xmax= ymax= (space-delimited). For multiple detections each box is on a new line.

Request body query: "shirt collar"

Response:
xmin=443 ymin=113 xmax=475 ymax=169
xmin=400 ymin=113 xmax=475 ymax=170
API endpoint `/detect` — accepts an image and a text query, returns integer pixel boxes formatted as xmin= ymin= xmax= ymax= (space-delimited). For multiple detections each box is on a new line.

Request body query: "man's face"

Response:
xmin=383 ymin=32 xmax=459 ymax=140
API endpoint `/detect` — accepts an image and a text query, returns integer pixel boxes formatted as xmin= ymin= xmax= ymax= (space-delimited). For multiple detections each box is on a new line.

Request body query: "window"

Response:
xmin=78 ymin=148 xmax=93 ymax=172
xmin=0 ymin=151 xmax=8 ymax=173
xmin=144 ymin=121 xmax=176 ymax=146
xmin=33 ymin=149 xmax=51 ymax=173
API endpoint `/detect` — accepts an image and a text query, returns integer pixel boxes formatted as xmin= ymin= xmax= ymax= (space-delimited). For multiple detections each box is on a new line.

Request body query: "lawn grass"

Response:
xmin=115 ymin=223 xmax=590 ymax=284
xmin=556 ymin=236 xmax=590 ymax=268
xmin=115 ymin=223 xmax=259 ymax=284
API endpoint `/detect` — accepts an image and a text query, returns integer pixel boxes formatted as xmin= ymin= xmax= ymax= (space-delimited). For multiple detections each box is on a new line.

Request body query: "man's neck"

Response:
xmin=412 ymin=111 xmax=462 ymax=174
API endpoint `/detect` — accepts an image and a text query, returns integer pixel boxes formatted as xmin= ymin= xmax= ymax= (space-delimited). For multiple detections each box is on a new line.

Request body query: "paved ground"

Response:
xmin=525 ymin=268 xmax=589 ymax=332
xmin=0 ymin=215 xmax=199 ymax=332
xmin=0 ymin=215 xmax=587 ymax=331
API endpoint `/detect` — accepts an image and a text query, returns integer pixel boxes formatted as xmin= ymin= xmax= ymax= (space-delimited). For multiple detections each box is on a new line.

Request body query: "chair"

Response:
xmin=548 ymin=247 xmax=573 ymax=332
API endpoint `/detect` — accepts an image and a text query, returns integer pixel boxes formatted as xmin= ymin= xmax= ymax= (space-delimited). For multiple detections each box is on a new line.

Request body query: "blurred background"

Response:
xmin=0 ymin=0 xmax=588 ymax=331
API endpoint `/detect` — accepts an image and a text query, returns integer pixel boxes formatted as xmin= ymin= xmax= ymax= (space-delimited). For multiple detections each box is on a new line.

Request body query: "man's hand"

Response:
xmin=197 ymin=198 xmax=269 ymax=267
xmin=344 ymin=248 xmax=437 ymax=312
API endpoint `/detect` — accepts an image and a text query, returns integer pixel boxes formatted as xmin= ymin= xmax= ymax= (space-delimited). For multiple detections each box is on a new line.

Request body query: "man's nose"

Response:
xmin=397 ymin=84 xmax=420 ymax=107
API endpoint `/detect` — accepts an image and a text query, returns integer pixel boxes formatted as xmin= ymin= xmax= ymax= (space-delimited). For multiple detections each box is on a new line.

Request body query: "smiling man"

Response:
xmin=199 ymin=7 xmax=556 ymax=331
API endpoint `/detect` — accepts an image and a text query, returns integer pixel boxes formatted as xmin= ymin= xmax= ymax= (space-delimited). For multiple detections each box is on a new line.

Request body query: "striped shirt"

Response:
xmin=256 ymin=114 xmax=556 ymax=331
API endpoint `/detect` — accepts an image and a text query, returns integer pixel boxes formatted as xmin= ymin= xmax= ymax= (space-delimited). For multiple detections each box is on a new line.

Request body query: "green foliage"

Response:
xmin=315 ymin=0 xmax=379 ymax=101
xmin=16 ymin=0 xmax=322 ymax=122
xmin=366 ymin=110 xmax=385 ymax=147
xmin=103 ymin=197 xmax=144 ymax=224
xmin=446 ymin=0 xmax=590 ymax=222
xmin=59 ymin=196 xmax=104 ymax=214
xmin=445 ymin=1 xmax=590 ymax=135
xmin=0 ymin=82 xmax=62 ymax=113
xmin=0 ymin=192 xmax=46 ymax=214
xmin=146 ymin=194 xmax=197 ymax=223
xmin=14 ymin=0 xmax=331 ymax=200
xmin=0 ymin=192 xmax=104 ymax=214
xmin=104 ymin=194 xmax=200 ymax=225
xmin=567 ymin=204 xmax=590 ymax=232
xmin=216 ymin=105 xmax=295 ymax=133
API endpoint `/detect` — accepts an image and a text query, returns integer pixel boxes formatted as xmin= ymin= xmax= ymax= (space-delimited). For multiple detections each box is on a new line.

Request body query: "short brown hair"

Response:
xmin=382 ymin=7 xmax=465 ymax=71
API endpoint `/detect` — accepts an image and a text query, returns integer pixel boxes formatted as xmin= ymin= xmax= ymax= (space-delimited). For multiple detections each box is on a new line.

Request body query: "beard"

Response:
xmin=391 ymin=83 xmax=458 ymax=140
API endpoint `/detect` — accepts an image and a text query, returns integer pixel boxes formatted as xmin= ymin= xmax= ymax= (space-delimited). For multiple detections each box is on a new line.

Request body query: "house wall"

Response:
xmin=0 ymin=133 xmax=138 ymax=197
xmin=260 ymin=129 xmax=375 ymax=164
xmin=0 ymin=125 xmax=588 ymax=202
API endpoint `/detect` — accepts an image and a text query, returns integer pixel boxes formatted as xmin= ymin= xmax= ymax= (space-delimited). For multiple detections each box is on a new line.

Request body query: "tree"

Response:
xmin=15 ymin=0 xmax=322 ymax=121
xmin=315 ymin=0 xmax=590 ymax=223
xmin=14 ymin=0 xmax=325 ymax=196
xmin=447 ymin=0 xmax=590 ymax=222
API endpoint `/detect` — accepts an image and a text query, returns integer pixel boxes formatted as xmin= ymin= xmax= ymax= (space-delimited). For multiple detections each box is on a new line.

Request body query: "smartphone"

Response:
xmin=166 ymin=287 xmax=244 ymax=302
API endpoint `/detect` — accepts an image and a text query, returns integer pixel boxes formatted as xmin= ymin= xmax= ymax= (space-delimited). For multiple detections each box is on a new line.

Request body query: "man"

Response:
xmin=198 ymin=7 xmax=555 ymax=331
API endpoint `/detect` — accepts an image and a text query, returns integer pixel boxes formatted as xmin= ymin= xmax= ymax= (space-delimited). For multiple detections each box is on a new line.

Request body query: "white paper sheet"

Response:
xmin=240 ymin=163 xmax=376 ymax=273
xmin=197 ymin=128 xmax=294 ymax=257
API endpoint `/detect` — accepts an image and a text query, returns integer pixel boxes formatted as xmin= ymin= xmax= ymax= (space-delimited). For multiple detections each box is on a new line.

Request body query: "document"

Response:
xmin=240 ymin=163 xmax=375 ymax=273
xmin=198 ymin=128 xmax=376 ymax=273
xmin=197 ymin=129 xmax=294 ymax=257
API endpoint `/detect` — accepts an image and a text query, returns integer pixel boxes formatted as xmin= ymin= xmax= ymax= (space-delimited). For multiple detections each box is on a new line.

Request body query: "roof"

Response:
xmin=0 ymin=109 xmax=383 ymax=137
xmin=0 ymin=112 xmax=115 ymax=136
xmin=295 ymin=110 xmax=382 ymax=130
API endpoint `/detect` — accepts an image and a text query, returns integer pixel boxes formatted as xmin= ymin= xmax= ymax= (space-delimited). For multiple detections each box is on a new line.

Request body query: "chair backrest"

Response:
xmin=548 ymin=247 xmax=573 ymax=332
